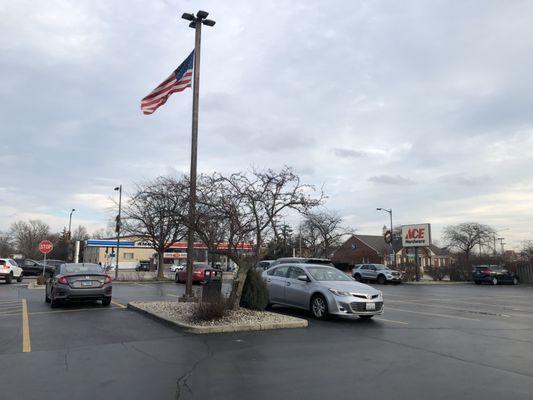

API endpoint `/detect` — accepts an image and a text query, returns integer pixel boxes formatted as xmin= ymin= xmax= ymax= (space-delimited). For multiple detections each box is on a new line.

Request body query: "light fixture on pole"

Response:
xmin=181 ymin=10 xmax=215 ymax=300
xmin=114 ymin=185 xmax=122 ymax=280
xmin=376 ymin=207 xmax=396 ymax=268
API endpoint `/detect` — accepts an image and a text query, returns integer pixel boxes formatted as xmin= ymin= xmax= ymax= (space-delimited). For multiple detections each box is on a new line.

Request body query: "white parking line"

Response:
xmin=375 ymin=317 xmax=409 ymax=325
xmin=386 ymin=307 xmax=481 ymax=321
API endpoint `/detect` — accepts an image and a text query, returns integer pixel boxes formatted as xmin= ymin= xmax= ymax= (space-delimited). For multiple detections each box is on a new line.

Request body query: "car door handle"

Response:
xmin=286 ymin=282 xmax=291 ymax=286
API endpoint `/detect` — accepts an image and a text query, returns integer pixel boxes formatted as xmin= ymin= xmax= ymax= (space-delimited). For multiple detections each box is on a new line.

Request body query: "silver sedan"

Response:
xmin=263 ymin=264 xmax=383 ymax=320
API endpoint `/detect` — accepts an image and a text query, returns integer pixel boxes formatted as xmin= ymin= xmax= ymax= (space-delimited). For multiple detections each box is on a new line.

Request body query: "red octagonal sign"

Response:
xmin=39 ymin=240 xmax=53 ymax=254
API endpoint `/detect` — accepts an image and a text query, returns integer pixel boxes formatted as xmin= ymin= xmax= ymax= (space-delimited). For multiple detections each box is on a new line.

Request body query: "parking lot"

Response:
xmin=1 ymin=280 xmax=532 ymax=400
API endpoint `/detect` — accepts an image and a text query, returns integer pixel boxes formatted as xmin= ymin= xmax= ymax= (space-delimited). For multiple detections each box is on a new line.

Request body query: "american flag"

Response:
xmin=141 ymin=50 xmax=194 ymax=115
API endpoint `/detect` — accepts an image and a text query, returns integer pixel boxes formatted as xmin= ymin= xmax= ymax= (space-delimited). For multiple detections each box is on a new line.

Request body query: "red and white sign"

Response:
xmin=401 ymin=224 xmax=431 ymax=247
xmin=38 ymin=240 xmax=54 ymax=254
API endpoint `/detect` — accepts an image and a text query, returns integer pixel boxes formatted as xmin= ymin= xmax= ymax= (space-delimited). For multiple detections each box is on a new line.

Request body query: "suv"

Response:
xmin=352 ymin=264 xmax=402 ymax=284
xmin=269 ymin=257 xmax=334 ymax=269
xmin=0 ymin=258 xmax=24 ymax=283
xmin=473 ymin=265 xmax=518 ymax=285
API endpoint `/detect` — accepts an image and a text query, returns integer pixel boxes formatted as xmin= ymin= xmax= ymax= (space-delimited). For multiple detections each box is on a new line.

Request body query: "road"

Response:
xmin=1 ymin=280 xmax=532 ymax=399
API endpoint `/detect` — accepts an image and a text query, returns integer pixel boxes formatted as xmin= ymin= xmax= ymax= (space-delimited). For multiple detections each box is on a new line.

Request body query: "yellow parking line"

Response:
xmin=21 ymin=299 xmax=31 ymax=353
xmin=111 ymin=300 xmax=126 ymax=309
xmin=386 ymin=306 xmax=480 ymax=321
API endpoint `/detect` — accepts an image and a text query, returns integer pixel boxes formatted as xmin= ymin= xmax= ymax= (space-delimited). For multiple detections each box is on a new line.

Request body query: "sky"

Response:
xmin=1 ymin=0 xmax=533 ymax=250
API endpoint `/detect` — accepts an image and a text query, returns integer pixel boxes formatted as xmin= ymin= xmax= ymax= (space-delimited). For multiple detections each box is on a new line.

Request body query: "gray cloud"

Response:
xmin=368 ymin=175 xmax=416 ymax=186
xmin=333 ymin=148 xmax=367 ymax=159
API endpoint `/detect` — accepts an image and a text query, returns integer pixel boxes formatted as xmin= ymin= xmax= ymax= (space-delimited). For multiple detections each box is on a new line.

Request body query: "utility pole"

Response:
xmin=497 ymin=237 xmax=505 ymax=255
xmin=68 ymin=208 xmax=75 ymax=261
xmin=181 ymin=10 xmax=215 ymax=299
xmin=114 ymin=185 xmax=122 ymax=280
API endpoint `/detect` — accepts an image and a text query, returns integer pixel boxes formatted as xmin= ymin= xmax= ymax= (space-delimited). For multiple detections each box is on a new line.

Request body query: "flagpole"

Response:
xmin=181 ymin=11 xmax=215 ymax=299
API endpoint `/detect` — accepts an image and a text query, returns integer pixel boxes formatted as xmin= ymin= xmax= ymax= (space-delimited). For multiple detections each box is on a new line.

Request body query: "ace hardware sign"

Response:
xmin=401 ymin=224 xmax=431 ymax=247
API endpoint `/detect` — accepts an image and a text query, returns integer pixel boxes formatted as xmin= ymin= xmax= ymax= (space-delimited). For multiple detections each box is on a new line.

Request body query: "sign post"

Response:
xmin=38 ymin=240 xmax=54 ymax=276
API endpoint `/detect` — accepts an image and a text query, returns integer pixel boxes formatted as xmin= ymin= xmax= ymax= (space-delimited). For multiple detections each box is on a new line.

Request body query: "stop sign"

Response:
xmin=39 ymin=240 xmax=53 ymax=254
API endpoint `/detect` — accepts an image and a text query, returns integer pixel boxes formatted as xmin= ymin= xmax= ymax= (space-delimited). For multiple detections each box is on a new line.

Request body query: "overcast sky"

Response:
xmin=1 ymin=0 xmax=533 ymax=250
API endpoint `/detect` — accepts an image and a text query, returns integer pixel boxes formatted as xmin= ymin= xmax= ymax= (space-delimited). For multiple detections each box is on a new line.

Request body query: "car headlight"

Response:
xmin=328 ymin=288 xmax=351 ymax=297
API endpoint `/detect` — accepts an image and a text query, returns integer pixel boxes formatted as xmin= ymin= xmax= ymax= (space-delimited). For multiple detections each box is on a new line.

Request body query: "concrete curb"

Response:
xmin=127 ymin=301 xmax=308 ymax=334
xmin=27 ymin=282 xmax=45 ymax=290
xmin=112 ymin=280 xmax=174 ymax=284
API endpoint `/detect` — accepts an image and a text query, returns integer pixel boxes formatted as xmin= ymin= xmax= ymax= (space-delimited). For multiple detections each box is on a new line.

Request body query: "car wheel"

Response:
xmin=474 ymin=281 xmax=481 ymax=285
xmin=5 ymin=273 xmax=12 ymax=284
xmin=491 ymin=277 xmax=498 ymax=286
xmin=359 ymin=315 xmax=374 ymax=320
xmin=353 ymin=274 xmax=362 ymax=282
xmin=512 ymin=277 xmax=519 ymax=285
xmin=17 ymin=273 xmax=23 ymax=283
xmin=50 ymin=297 xmax=60 ymax=308
xmin=377 ymin=275 xmax=386 ymax=285
xmin=102 ymin=298 xmax=111 ymax=306
xmin=45 ymin=289 xmax=51 ymax=303
xmin=310 ymin=295 xmax=328 ymax=320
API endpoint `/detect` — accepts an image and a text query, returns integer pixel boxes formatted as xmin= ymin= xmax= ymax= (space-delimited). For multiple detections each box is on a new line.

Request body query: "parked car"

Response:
xmin=269 ymin=257 xmax=334 ymax=269
xmin=175 ymin=263 xmax=218 ymax=284
xmin=0 ymin=258 xmax=24 ymax=283
xmin=255 ymin=260 xmax=274 ymax=272
xmin=352 ymin=264 xmax=402 ymax=284
xmin=472 ymin=265 xmax=519 ymax=285
xmin=135 ymin=261 xmax=151 ymax=271
xmin=263 ymin=263 xmax=383 ymax=320
xmin=15 ymin=258 xmax=54 ymax=276
xmin=45 ymin=263 xmax=112 ymax=308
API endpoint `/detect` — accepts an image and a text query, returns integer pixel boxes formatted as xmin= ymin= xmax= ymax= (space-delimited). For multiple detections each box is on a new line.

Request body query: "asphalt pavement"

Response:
xmin=1 ymin=280 xmax=532 ymax=399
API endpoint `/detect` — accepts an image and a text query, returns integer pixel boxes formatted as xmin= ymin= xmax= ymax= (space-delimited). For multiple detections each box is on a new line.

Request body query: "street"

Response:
xmin=1 ymin=281 xmax=532 ymax=399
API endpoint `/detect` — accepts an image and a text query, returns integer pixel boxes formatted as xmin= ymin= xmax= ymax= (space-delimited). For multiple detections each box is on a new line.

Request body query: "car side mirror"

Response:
xmin=297 ymin=275 xmax=309 ymax=282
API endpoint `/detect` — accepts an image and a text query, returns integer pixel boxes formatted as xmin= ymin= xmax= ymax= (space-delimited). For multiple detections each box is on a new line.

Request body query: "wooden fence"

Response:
xmin=517 ymin=265 xmax=533 ymax=285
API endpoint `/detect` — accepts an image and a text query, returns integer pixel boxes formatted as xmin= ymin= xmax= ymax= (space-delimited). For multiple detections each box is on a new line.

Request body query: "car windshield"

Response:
xmin=307 ymin=267 xmax=352 ymax=281
xmin=61 ymin=264 xmax=103 ymax=274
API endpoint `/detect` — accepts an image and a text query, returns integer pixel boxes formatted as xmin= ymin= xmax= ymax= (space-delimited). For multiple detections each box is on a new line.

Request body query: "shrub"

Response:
xmin=192 ymin=296 xmax=229 ymax=321
xmin=240 ymin=268 xmax=269 ymax=311
xmin=425 ymin=266 xmax=447 ymax=281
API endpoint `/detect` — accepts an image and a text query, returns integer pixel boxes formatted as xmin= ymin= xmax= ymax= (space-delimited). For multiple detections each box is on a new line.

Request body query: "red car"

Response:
xmin=175 ymin=263 xmax=218 ymax=284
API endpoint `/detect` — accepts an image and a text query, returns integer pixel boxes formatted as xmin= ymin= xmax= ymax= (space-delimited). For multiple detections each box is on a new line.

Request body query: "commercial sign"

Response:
xmin=401 ymin=224 xmax=431 ymax=247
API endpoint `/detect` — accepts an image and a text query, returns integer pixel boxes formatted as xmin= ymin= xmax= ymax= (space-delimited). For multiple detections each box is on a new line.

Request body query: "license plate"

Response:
xmin=81 ymin=281 xmax=92 ymax=287
xmin=366 ymin=303 xmax=376 ymax=311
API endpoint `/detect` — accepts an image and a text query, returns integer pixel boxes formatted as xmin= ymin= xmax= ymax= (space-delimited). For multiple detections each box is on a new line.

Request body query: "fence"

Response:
xmin=517 ymin=265 xmax=533 ymax=285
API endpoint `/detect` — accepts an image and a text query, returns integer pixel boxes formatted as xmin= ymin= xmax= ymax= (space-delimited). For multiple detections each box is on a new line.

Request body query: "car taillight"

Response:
xmin=104 ymin=275 xmax=112 ymax=284
xmin=483 ymin=269 xmax=492 ymax=275
xmin=57 ymin=276 xmax=68 ymax=284
xmin=2 ymin=264 xmax=9 ymax=269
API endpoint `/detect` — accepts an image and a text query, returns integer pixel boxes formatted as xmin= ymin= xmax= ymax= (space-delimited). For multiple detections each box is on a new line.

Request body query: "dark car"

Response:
xmin=255 ymin=260 xmax=274 ymax=272
xmin=135 ymin=260 xmax=151 ymax=271
xmin=16 ymin=258 xmax=54 ymax=276
xmin=45 ymin=263 xmax=112 ymax=307
xmin=472 ymin=265 xmax=518 ymax=285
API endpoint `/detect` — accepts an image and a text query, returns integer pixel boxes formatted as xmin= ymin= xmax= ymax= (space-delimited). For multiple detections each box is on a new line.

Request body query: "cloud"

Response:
xmin=368 ymin=174 xmax=416 ymax=186
xmin=333 ymin=148 xmax=367 ymax=159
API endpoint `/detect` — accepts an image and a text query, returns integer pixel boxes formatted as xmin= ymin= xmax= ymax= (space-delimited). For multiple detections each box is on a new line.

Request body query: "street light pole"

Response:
xmin=114 ymin=185 xmax=122 ymax=280
xmin=68 ymin=208 xmax=75 ymax=261
xmin=376 ymin=207 xmax=396 ymax=268
xmin=181 ymin=10 xmax=215 ymax=299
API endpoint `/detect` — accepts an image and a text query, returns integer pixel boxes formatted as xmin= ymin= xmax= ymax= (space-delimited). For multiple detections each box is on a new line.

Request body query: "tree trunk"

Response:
xmin=228 ymin=258 xmax=253 ymax=309
xmin=157 ymin=251 xmax=165 ymax=280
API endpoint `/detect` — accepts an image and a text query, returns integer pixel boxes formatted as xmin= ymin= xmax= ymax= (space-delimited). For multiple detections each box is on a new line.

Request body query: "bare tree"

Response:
xmin=521 ymin=241 xmax=533 ymax=261
xmin=194 ymin=167 xmax=323 ymax=308
xmin=0 ymin=231 xmax=14 ymax=257
xmin=443 ymin=222 xmax=495 ymax=263
xmin=9 ymin=220 xmax=50 ymax=259
xmin=122 ymin=177 xmax=189 ymax=279
xmin=301 ymin=210 xmax=350 ymax=258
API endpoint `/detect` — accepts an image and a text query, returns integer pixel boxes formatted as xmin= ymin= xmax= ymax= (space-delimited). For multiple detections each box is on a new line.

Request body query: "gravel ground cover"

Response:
xmin=129 ymin=301 xmax=308 ymax=333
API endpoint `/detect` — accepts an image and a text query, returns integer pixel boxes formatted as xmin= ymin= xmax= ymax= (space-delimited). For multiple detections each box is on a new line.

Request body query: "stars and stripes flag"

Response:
xmin=141 ymin=50 xmax=194 ymax=115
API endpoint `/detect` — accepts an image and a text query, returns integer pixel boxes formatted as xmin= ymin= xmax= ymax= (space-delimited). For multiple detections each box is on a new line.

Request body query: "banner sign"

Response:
xmin=401 ymin=224 xmax=431 ymax=247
